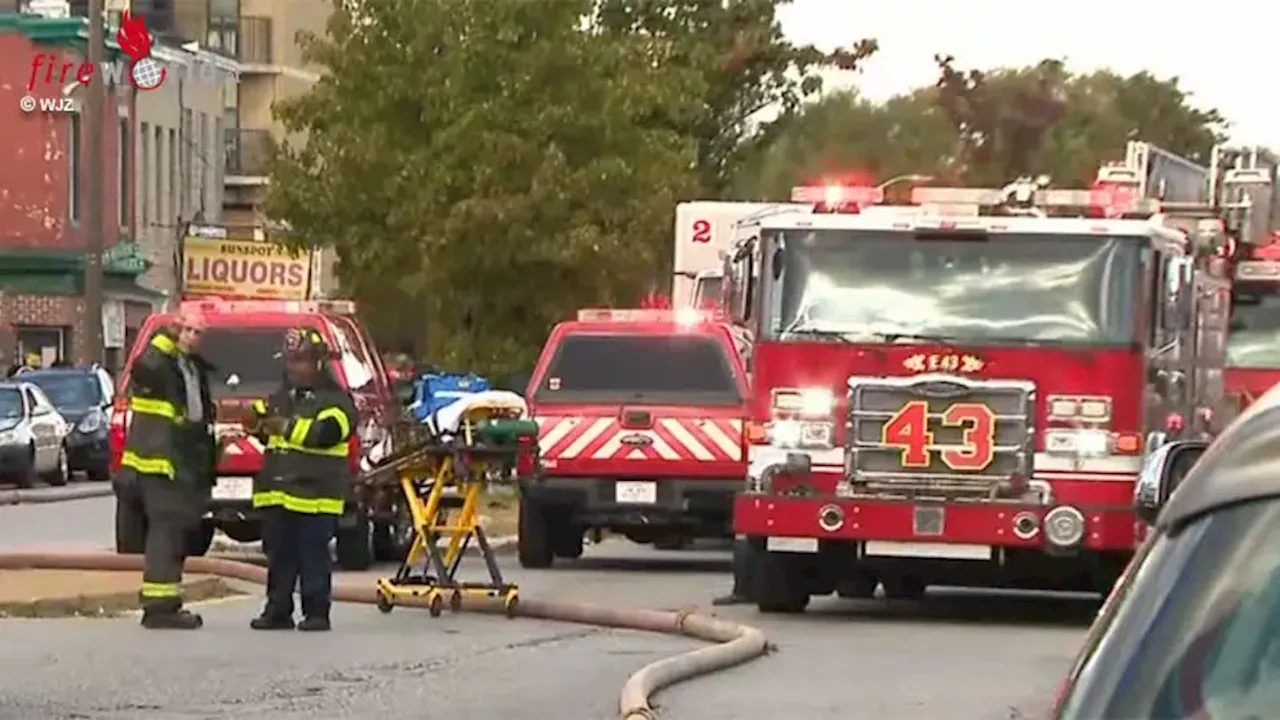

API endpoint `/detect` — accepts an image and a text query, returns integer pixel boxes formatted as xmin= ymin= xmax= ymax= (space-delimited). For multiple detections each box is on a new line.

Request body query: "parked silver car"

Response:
xmin=0 ymin=381 xmax=70 ymax=487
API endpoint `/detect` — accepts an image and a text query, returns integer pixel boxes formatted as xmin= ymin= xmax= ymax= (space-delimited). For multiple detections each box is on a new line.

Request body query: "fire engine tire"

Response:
xmin=185 ymin=522 xmax=215 ymax=558
xmin=114 ymin=497 xmax=146 ymax=555
xmin=517 ymin=500 xmax=554 ymax=569
xmin=220 ymin=520 xmax=262 ymax=544
xmin=836 ymin=571 xmax=879 ymax=599
xmin=335 ymin=512 xmax=374 ymax=571
xmin=553 ymin=527 xmax=585 ymax=559
xmin=755 ymin=551 xmax=810 ymax=614
xmin=653 ymin=536 xmax=689 ymax=551
xmin=881 ymin=575 xmax=927 ymax=601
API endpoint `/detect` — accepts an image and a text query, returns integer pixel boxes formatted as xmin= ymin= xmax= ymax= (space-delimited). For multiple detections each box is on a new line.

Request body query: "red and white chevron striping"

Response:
xmin=536 ymin=416 xmax=743 ymax=462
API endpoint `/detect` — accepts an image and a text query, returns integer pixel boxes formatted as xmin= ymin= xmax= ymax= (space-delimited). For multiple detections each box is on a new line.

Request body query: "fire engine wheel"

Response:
xmin=335 ymin=511 xmax=375 ymax=571
xmin=517 ymin=499 xmax=554 ymax=569
xmin=881 ymin=575 xmax=927 ymax=601
xmin=755 ymin=551 xmax=810 ymax=614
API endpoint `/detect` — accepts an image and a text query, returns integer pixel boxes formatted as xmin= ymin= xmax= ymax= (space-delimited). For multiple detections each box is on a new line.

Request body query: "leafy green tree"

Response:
xmin=266 ymin=0 xmax=700 ymax=376
xmin=596 ymin=0 xmax=877 ymax=198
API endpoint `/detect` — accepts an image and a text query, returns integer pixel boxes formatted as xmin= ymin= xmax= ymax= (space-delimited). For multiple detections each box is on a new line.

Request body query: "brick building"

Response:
xmin=0 ymin=13 xmax=234 ymax=371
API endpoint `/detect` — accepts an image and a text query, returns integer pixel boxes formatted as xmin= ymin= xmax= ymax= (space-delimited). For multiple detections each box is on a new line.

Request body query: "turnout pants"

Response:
xmin=262 ymin=507 xmax=337 ymax=620
xmin=139 ymin=475 xmax=199 ymax=613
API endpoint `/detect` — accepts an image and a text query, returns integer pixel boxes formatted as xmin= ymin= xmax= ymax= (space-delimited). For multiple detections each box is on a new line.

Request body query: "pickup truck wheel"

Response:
xmin=335 ymin=511 xmax=374 ymax=571
xmin=114 ymin=496 xmax=146 ymax=554
xmin=755 ymin=550 xmax=810 ymax=613
xmin=553 ymin=526 xmax=584 ymax=559
xmin=185 ymin=522 xmax=215 ymax=557
xmin=517 ymin=499 xmax=554 ymax=568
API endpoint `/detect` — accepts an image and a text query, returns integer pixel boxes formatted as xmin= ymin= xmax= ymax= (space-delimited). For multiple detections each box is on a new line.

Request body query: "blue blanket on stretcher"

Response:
xmin=408 ymin=371 xmax=491 ymax=424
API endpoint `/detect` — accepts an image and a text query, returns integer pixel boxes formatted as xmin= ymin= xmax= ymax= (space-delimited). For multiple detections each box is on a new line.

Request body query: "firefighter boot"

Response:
xmin=712 ymin=537 xmax=754 ymax=606
xmin=297 ymin=616 xmax=331 ymax=632
xmin=141 ymin=598 xmax=204 ymax=630
xmin=250 ymin=613 xmax=296 ymax=630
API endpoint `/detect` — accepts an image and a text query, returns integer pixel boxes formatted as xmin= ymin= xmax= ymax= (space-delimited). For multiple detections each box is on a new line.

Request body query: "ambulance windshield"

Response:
xmin=1227 ymin=293 xmax=1280 ymax=368
xmin=766 ymin=229 xmax=1144 ymax=346
xmin=196 ymin=327 xmax=288 ymax=398
xmin=534 ymin=332 xmax=741 ymax=406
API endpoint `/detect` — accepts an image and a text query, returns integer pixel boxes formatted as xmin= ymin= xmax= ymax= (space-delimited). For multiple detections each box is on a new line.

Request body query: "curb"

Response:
xmin=0 ymin=576 xmax=237 ymax=618
xmin=0 ymin=484 xmax=115 ymax=506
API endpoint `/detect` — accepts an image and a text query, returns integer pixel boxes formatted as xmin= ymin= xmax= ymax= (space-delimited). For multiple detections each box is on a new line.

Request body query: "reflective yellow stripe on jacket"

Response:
xmin=119 ymin=450 xmax=175 ymax=479
xmin=130 ymin=396 xmax=177 ymax=421
xmin=251 ymin=491 xmax=344 ymax=515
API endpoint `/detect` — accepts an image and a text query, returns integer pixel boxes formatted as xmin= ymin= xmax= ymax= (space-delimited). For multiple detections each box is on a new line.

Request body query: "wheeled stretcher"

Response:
xmin=367 ymin=391 xmax=539 ymax=617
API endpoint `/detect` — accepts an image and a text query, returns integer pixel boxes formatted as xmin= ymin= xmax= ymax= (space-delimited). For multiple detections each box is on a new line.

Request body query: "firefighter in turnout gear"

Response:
xmin=247 ymin=328 xmax=356 ymax=632
xmin=118 ymin=309 xmax=216 ymax=630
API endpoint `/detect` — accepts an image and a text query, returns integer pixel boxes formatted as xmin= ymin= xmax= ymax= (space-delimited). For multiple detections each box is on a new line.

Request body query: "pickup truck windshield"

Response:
xmin=1227 ymin=293 xmax=1280 ymax=367
xmin=767 ymin=230 xmax=1143 ymax=345
xmin=533 ymin=332 xmax=741 ymax=406
xmin=1057 ymin=498 xmax=1280 ymax=719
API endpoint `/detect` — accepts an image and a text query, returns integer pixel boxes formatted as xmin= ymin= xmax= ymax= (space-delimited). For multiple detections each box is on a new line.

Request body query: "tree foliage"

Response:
xmin=738 ymin=57 xmax=1230 ymax=197
xmin=266 ymin=0 xmax=701 ymax=376
xmin=596 ymin=0 xmax=877 ymax=197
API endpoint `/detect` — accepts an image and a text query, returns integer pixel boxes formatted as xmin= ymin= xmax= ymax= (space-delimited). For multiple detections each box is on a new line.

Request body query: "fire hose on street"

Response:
xmin=0 ymin=550 xmax=768 ymax=720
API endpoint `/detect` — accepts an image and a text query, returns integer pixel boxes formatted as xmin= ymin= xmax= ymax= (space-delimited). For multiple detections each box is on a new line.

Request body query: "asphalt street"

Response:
xmin=0 ymin=496 xmax=1093 ymax=718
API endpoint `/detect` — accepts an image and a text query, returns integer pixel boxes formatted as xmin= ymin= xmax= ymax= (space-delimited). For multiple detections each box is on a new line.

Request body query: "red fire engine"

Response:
xmin=1217 ymin=146 xmax=1280 ymax=408
xmin=725 ymin=150 xmax=1234 ymax=613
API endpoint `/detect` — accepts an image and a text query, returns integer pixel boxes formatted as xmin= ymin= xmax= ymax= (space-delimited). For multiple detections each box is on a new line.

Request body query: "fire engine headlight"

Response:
xmin=1043 ymin=506 xmax=1085 ymax=548
xmin=1045 ymin=429 xmax=1111 ymax=458
xmin=767 ymin=420 xmax=832 ymax=449
xmin=772 ymin=387 xmax=835 ymax=418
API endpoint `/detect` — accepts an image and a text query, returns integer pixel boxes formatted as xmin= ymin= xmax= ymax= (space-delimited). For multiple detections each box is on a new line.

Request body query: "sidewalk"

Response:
xmin=0 ymin=570 xmax=236 ymax=618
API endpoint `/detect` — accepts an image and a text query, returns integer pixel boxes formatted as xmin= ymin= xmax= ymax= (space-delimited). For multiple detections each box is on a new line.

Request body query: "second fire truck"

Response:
xmin=726 ymin=146 xmax=1236 ymax=612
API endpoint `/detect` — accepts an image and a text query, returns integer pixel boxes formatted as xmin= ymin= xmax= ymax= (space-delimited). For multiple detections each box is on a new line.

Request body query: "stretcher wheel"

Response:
xmin=428 ymin=592 xmax=444 ymax=618
xmin=376 ymin=593 xmax=394 ymax=614
xmin=449 ymin=590 xmax=463 ymax=613
xmin=504 ymin=593 xmax=519 ymax=619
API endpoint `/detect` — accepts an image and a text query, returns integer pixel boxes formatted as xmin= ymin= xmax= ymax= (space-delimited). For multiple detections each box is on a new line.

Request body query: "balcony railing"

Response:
xmin=225 ymin=128 xmax=272 ymax=177
xmin=237 ymin=16 xmax=273 ymax=65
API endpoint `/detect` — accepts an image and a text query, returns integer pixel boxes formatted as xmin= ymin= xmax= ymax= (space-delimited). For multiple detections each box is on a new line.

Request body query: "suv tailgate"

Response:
xmin=530 ymin=329 xmax=745 ymax=478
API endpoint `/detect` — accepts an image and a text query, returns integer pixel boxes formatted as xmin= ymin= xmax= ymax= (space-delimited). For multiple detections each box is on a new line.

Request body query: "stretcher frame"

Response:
xmin=372 ymin=400 xmax=532 ymax=618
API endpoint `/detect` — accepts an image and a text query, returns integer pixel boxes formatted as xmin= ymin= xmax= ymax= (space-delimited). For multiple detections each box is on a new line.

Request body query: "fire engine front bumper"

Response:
xmin=523 ymin=475 xmax=739 ymax=535
xmin=733 ymin=493 xmax=1138 ymax=553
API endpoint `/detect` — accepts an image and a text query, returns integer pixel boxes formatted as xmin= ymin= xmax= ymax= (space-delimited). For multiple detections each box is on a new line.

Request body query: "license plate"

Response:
xmin=767 ymin=536 xmax=819 ymax=553
xmin=913 ymin=506 xmax=945 ymax=536
xmin=211 ymin=476 xmax=254 ymax=501
xmin=615 ymin=480 xmax=657 ymax=504
xmin=864 ymin=541 xmax=991 ymax=560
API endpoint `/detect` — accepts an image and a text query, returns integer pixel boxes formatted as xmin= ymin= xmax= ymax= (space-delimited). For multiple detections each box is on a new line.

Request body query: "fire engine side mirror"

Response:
xmin=771 ymin=248 xmax=783 ymax=280
xmin=1134 ymin=440 xmax=1208 ymax=525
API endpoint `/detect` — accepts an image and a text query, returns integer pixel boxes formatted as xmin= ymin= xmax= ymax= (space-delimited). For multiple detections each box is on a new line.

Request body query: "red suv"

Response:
xmin=109 ymin=299 xmax=407 ymax=570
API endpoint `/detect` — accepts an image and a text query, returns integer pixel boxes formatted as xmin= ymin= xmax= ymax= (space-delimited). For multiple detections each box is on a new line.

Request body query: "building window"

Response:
xmin=118 ymin=116 xmax=129 ymax=228
xmin=140 ymin=121 xmax=150 ymax=227
xmin=168 ymin=128 xmax=177 ymax=225
xmin=154 ymin=124 xmax=163 ymax=227
xmin=16 ymin=326 xmax=69 ymax=367
xmin=68 ymin=112 xmax=81 ymax=223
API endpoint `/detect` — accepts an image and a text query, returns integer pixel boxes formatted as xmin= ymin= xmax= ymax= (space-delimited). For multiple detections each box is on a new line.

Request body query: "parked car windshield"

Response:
xmin=22 ymin=373 xmax=101 ymax=409
xmin=0 ymin=388 xmax=21 ymax=419
xmin=1057 ymin=498 xmax=1280 ymax=719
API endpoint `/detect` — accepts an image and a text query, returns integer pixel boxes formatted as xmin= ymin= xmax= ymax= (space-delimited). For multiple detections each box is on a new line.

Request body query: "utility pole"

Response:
xmin=82 ymin=0 xmax=106 ymax=364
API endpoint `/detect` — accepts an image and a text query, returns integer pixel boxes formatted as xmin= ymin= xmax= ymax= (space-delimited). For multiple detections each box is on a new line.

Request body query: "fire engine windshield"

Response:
xmin=693 ymin=275 xmax=723 ymax=310
xmin=1227 ymin=294 xmax=1280 ymax=368
xmin=767 ymin=230 xmax=1143 ymax=345
xmin=534 ymin=332 xmax=741 ymax=406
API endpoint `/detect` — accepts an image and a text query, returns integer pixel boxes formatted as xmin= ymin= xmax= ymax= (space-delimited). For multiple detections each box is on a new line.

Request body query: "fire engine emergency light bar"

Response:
xmin=180 ymin=299 xmax=357 ymax=315
xmin=791 ymin=185 xmax=885 ymax=206
xmin=1234 ymin=260 xmax=1280 ymax=281
xmin=909 ymin=186 xmax=1154 ymax=213
xmin=576 ymin=308 xmax=708 ymax=324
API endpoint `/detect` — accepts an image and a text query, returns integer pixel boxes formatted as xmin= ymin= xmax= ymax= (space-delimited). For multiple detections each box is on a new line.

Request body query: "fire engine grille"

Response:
xmin=846 ymin=374 xmax=1034 ymax=500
